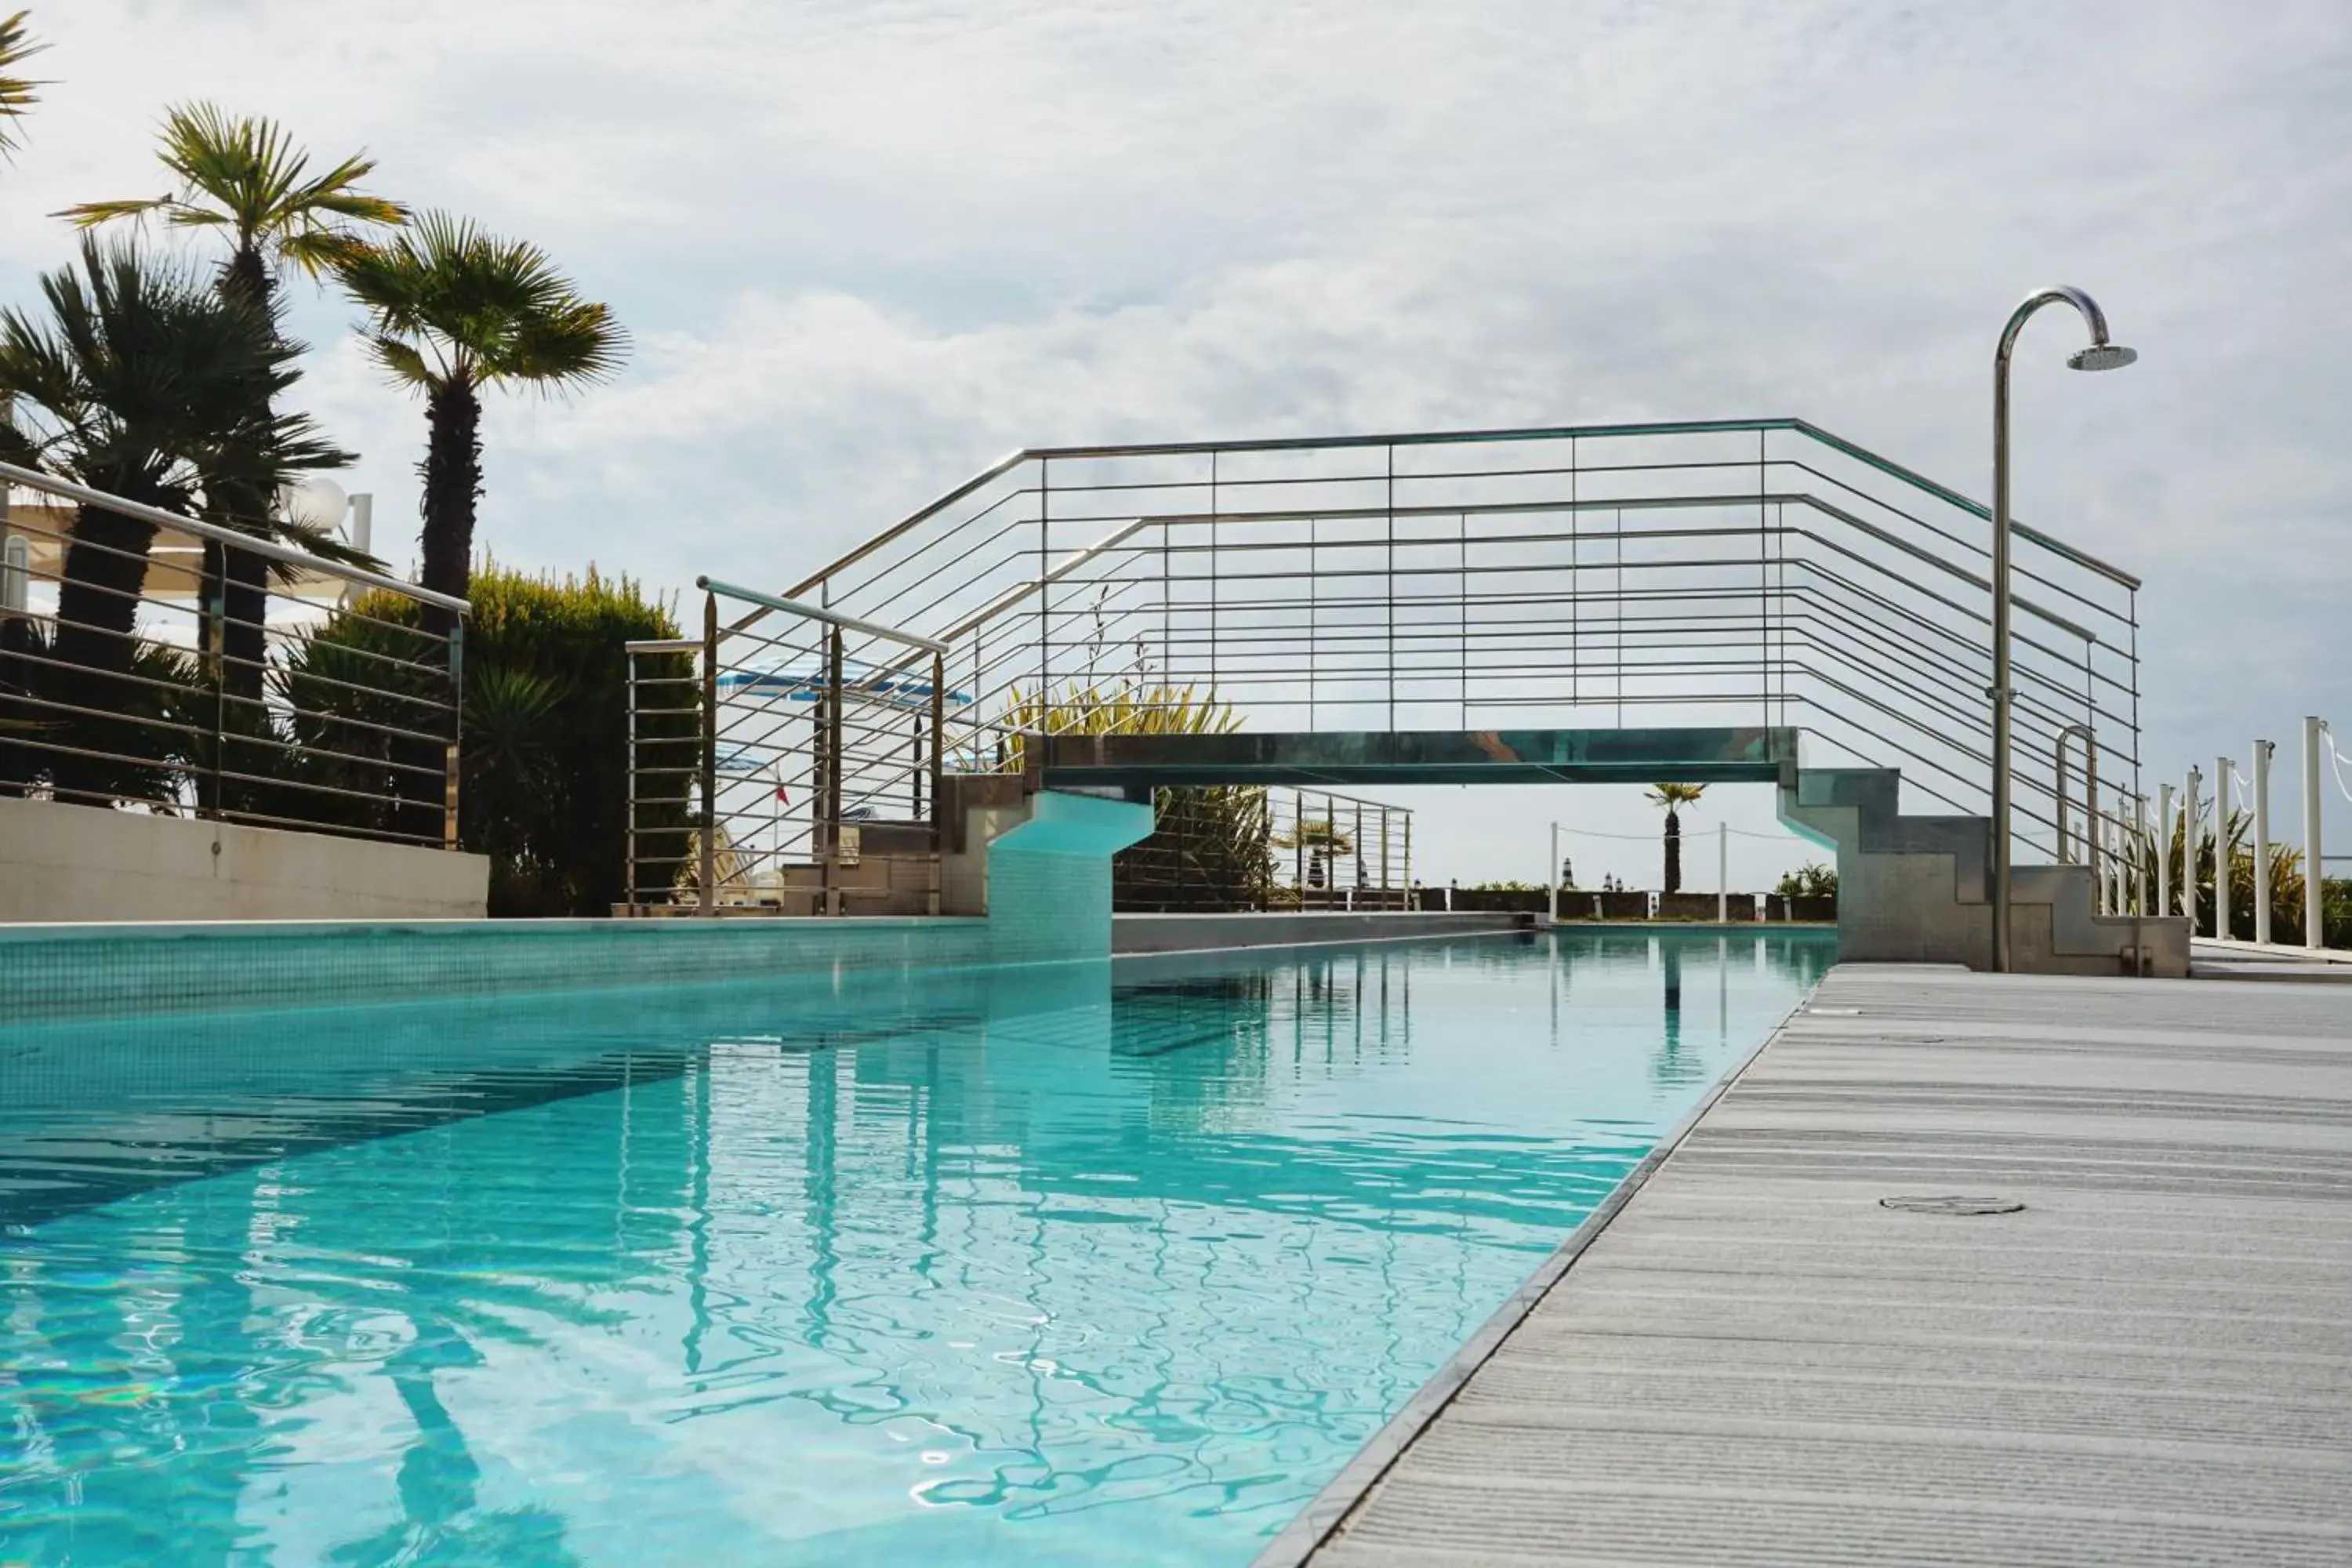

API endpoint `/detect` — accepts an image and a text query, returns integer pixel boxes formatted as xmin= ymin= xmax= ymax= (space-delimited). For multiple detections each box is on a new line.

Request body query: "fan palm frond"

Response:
xmin=0 ymin=11 xmax=45 ymax=158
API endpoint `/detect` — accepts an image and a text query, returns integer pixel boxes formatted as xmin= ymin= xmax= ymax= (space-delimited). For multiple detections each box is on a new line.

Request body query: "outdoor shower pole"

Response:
xmin=1718 ymin=822 xmax=1728 ymax=923
xmin=928 ymin=651 xmax=946 ymax=916
xmin=2307 ymin=716 xmax=2327 ymax=949
xmin=699 ymin=592 xmax=718 ymax=916
xmin=2253 ymin=739 xmax=2274 ymax=946
xmin=826 ymin=627 xmax=845 ymax=917
xmin=1990 ymin=287 xmax=2135 ymax=972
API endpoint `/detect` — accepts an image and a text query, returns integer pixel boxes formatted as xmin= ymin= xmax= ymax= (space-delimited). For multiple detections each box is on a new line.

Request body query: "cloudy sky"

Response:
xmin=5 ymin=0 xmax=2346 ymax=887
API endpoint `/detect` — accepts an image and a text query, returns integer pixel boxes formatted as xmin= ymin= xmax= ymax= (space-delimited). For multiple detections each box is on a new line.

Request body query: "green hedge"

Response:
xmin=292 ymin=565 xmax=692 ymax=916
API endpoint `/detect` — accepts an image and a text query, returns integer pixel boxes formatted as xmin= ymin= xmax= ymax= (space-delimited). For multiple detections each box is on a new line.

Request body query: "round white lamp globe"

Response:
xmin=279 ymin=477 xmax=349 ymax=534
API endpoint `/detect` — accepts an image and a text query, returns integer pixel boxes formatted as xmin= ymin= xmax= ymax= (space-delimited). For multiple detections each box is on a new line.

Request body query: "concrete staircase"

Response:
xmin=1780 ymin=768 xmax=2188 ymax=978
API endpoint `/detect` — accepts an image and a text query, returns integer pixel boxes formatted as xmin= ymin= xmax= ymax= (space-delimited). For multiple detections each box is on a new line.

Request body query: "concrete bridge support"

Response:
xmin=1780 ymin=768 xmax=2188 ymax=977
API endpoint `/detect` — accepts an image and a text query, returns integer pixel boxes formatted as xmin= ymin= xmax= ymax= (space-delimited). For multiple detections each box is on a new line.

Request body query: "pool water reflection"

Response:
xmin=0 ymin=928 xmax=1830 ymax=1566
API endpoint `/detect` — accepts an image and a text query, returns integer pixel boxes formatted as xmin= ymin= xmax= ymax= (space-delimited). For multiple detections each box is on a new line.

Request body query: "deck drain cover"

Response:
xmin=1880 ymin=1195 xmax=2026 ymax=1216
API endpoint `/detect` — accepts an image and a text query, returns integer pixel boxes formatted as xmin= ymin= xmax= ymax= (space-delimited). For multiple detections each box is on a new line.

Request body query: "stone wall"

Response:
xmin=0 ymin=795 xmax=488 ymax=924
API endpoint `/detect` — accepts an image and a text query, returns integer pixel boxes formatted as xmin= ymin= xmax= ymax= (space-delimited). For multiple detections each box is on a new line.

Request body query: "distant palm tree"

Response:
xmin=1645 ymin=781 xmax=1706 ymax=894
xmin=1276 ymin=816 xmax=1354 ymax=890
xmin=0 ymin=239 xmax=346 ymax=800
xmin=0 ymin=11 xmax=47 ymax=158
xmin=338 ymin=212 xmax=626 ymax=618
xmin=59 ymin=103 xmax=400 ymax=699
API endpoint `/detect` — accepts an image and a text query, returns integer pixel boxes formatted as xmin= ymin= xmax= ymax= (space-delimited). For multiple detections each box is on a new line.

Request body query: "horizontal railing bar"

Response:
xmin=209 ymin=802 xmax=445 ymax=847
xmin=0 ymin=457 xmax=471 ymax=612
xmin=699 ymin=576 xmax=950 ymax=653
xmin=876 ymin=493 xmax=2103 ymax=646
xmin=776 ymin=419 xmax=2135 ymax=612
xmin=0 ymin=697 xmax=452 ymax=782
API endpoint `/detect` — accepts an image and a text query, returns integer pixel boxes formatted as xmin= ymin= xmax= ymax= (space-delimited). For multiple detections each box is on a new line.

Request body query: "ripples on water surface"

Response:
xmin=0 ymin=929 xmax=1830 ymax=1565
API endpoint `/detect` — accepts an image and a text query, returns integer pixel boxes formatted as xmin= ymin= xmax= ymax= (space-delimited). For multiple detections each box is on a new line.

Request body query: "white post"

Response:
xmin=340 ymin=492 xmax=374 ymax=608
xmin=2157 ymin=782 xmax=2173 ymax=917
xmin=2307 ymin=716 xmax=2327 ymax=949
xmin=2216 ymin=755 xmax=2234 ymax=941
xmin=2183 ymin=767 xmax=2201 ymax=939
xmin=2132 ymin=792 xmax=2148 ymax=916
xmin=1549 ymin=820 xmax=1559 ymax=925
xmin=2252 ymin=740 xmax=2274 ymax=946
xmin=1717 ymin=822 xmax=1728 ymax=923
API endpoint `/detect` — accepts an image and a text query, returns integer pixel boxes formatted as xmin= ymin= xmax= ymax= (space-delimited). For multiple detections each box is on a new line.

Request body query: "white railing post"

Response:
xmin=1718 ymin=821 xmax=1728 ymax=923
xmin=2132 ymin=792 xmax=2148 ymax=916
xmin=1549 ymin=820 xmax=1559 ymax=925
xmin=2183 ymin=767 xmax=2201 ymax=938
xmin=2253 ymin=739 xmax=2274 ymax=946
xmin=2157 ymin=782 xmax=2173 ymax=918
xmin=2307 ymin=716 xmax=2327 ymax=949
xmin=2215 ymin=755 xmax=2234 ymax=942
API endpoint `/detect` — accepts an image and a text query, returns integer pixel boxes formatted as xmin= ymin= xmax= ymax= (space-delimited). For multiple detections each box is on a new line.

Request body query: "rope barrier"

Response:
xmin=1547 ymin=823 xmax=1810 ymax=843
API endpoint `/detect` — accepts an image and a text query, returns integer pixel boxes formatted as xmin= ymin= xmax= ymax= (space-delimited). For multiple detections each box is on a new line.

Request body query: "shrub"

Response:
xmin=1775 ymin=862 xmax=1838 ymax=899
xmin=290 ymin=563 xmax=690 ymax=916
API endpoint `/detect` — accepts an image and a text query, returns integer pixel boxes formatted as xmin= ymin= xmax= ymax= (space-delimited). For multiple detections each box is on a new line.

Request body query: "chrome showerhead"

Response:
xmin=2067 ymin=343 xmax=2138 ymax=372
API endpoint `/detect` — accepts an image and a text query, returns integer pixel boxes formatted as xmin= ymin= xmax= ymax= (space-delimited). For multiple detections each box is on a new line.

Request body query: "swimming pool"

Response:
xmin=0 ymin=928 xmax=1830 ymax=1565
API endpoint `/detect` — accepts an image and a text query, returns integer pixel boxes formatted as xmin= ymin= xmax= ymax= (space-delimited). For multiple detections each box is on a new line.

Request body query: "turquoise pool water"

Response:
xmin=0 ymin=929 xmax=1830 ymax=1566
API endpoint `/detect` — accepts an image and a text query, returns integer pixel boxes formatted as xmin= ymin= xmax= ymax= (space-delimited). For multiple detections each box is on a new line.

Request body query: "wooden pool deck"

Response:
xmin=1268 ymin=963 xmax=2352 ymax=1566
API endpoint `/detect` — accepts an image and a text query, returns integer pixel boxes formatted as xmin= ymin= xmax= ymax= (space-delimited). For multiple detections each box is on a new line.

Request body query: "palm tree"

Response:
xmin=59 ymin=103 xmax=401 ymax=699
xmin=0 ymin=238 xmax=347 ymax=801
xmin=0 ymin=11 xmax=46 ymax=157
xmin=338 ymin=212 xmax=626 ymax=616
xmin=1645 ymin=781 xmax=1706 ymax=894
xmin=60 ymin=102 xmax=405 ymax=305
xmin=1275 ymin=817 xmax=1354 ymax=891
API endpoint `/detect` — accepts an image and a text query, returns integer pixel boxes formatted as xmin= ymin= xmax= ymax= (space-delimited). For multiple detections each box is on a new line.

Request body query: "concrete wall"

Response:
xmin=0 ymin=790 xmax=1155 ymax=1022
xmin=0 ymin=796 xmax=488 ymax=924
xmin=1113 ymin=910 xmax=1523 ymax=954
xmin=0 ymin=913 xmax=994 ymax=1022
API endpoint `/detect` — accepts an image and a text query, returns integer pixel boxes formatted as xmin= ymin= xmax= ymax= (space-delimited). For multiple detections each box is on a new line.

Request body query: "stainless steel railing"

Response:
xmin=1109 ymin=784 xmax=1413 ymax=913
xmin=622 ymin=579 xmax=950 ymax=915
xmin=751 ymin=420 xmax=2140 ymax=874
xmin=0 ymin=460 xmax=469 ymax=848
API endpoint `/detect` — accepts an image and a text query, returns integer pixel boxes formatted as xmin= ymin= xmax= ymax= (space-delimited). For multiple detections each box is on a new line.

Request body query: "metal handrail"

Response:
xmin=673 ymin=419 xmax=2143 ymax=904
xmin=0 ymin=458 xmax=470 ymax=613
xmin=697 ymin=575 xmax=949 ymax=653
xmin=1 ymin=461 xmax=469 ymax=849
xmin=779 ymin=418 xmax=2141 ymax=606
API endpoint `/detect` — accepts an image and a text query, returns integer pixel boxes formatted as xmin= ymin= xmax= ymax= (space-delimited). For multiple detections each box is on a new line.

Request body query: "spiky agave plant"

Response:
xmin=996 ymin=677 xmax=1273 ymax=910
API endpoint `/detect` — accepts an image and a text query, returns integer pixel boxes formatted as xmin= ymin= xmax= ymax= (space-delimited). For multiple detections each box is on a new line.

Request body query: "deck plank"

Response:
xmin=1280 ymin=964 xmax=2352 ymax=1567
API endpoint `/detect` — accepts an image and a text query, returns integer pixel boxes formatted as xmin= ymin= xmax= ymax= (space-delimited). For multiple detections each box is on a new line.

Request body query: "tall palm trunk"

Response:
xmin=419 ymin=375 xmax=482 ymax=615
xmin=199 ymin=483 xmax=274 ymax=708
xmin=203 ymin=249 xmax=276 ymax=708
xmin=1663 ymin=808 xmax=1682 ymax=894
xmin=51 ymin=494 xmax=162 ymax=800
xmin=389 ymin=375 xmax=481 ymax=842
